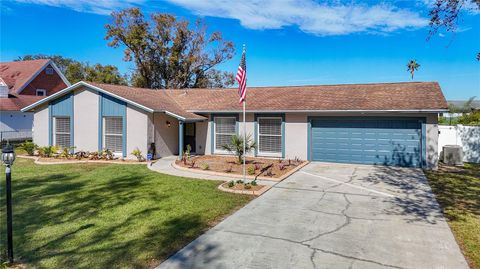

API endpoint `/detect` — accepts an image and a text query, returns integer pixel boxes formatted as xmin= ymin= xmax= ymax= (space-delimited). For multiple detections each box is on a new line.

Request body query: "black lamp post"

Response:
xmin=1 ymin=143 xmax=15 ymax=264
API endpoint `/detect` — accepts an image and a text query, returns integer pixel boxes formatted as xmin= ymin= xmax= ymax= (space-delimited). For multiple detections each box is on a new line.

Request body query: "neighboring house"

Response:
xmin=22 ymin=81 xmax=447 ymax=169
xmin=0 ymin=59 xmax=70 ymax=141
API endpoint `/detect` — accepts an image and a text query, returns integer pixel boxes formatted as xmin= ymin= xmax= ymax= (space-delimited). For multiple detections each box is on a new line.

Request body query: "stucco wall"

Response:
xmin=284 ymin=113 xmax=308 ymax=160
xmin=202 ymin=112 xmax=439 ymax=168
xmin=425 ymin=113 xmax=439 ymax=169
xmin=196 ymin=120 xmax=208 ymax=154
xmin=32 ymin=104 xmax=49 ymax=146
xmin=239 ymin=113 xmax=255 ymax=156
xmin=153 ymin=112 xmax=179 ymax=157
xmin=73 ymin=88 xmax=98 ymax=152
xmin=126 ymin=105 xmax=149 ymax=160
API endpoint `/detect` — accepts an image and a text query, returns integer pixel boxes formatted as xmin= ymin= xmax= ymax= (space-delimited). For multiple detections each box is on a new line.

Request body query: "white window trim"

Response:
xmin=257 ymin=116 xmax=282 ymax=157
xmin=54 ymin=116 xmax=70 ymax=148
xmin=36 ymin=89 xmax=47 ymax=96
xmin=103 ymin=116 xmax=123 ymax=155
xmin=213 ymin=116 xmax=236 ymax=154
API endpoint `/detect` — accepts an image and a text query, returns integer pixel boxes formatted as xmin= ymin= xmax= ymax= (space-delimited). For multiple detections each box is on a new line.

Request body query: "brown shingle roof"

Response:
xmin=21 ymin=81 xmax=448 ymax=118
xmin=0 ymin=59 xmax=50 ymax=94
xmin=0 ymin=94 xmax=44 ymax=111
xmin=167 ymin=82 xmax=448 ymax=112
xmin=87 ymin=82 xmax=205 ymax=120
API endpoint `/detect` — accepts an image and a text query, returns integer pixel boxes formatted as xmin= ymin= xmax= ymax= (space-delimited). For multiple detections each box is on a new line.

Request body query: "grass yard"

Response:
xmin=425 ymin=163 xmax=480 ymax=269
xmin=0 ymin=158 xmax=252 ymax=268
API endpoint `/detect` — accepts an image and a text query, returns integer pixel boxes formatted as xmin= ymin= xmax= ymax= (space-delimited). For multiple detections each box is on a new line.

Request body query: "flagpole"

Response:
xmin=242 ymin=44 xmax=246 ymax=183
xmin=243 ymin=99 xmax=246 ymax=182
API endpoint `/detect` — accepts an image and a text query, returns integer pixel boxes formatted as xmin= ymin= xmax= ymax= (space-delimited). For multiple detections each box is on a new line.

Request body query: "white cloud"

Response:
xmin=167 ymin=0 xmax=429 ymax=35
xmin=14 ymin=0 xmax=145 ymax=15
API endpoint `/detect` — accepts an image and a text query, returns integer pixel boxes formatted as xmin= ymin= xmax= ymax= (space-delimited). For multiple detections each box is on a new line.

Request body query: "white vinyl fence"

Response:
xmin=438 ymin=125 xmax=480 ymax=163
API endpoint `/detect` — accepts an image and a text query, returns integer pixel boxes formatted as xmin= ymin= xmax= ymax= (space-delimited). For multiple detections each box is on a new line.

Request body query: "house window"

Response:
xmin=258 ymin=117 xmax=282 ymax=155
xmin=36 ymin=89 xmax=47 ymax=96
xmin=55 ymin=117 xmax=71 ymax=148
xmin=45 ymin=67 xmax=54 ymax=75
xmin=104 ymin=117 xmax=123 ymax=153
xmin=214 ymin=117 xmax=236 ymax=151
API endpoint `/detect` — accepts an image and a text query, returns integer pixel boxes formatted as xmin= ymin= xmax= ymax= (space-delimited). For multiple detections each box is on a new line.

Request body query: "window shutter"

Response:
xmin=258 ymin=118 xmax=282 ymax=154
xmin=55 ymin=117 xmax=70 ymax=148
xmin=104 ymin=117 xmax=123 ymax=153
xmin=215 ymin=117 xmax=236 ymax=150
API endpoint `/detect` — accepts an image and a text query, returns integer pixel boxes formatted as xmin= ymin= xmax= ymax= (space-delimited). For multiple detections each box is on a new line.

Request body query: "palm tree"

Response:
xmin=407 ymin=60 xmax=420 ymax=80
xmin=222 ymin=134 xmax=257 ymax=164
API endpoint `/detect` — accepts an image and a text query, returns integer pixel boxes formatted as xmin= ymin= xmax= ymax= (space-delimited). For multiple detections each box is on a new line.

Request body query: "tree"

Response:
xmin=407 ymin=60 xmax=420 ymax=79
xmin=105 ymin=8 xmax=235 ymax=89
xmin=428 ymin=0 xmax=480 ymax=59
xmin=16 ymin=54 xmax=127 ymax=85
xmin=448 ymin=96 xmax=477 ymax=113
xmin=222 ymin=134 xmax=257 ymax=164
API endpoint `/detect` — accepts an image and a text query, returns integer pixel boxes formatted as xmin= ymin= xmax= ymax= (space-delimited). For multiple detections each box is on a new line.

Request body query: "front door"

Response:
xmin=184 ymin=122 xmax=196 ymax=153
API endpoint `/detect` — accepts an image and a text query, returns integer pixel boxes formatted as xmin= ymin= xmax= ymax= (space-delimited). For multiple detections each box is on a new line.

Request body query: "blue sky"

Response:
xmin=1 ymin=0 xmax=479 ymax=100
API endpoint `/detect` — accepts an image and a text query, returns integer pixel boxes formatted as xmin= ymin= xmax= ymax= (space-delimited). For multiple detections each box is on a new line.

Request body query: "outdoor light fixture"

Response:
xmin=2 ymin=143 xmax=15 ymax=264
xmin=2 ymin=144 xmax=15 ymax=165
xmin=166 ymin=121 xmax=171 ymax=127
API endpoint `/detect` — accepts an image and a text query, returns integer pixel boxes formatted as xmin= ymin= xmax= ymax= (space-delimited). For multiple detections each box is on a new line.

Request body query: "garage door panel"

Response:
xmin=311 ymin=118 xmax=422 ymax=167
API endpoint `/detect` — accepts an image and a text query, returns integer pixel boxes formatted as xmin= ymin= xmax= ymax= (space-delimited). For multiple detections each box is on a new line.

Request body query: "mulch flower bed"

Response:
xmin=176 ymin=155 xmax=306 ymax=179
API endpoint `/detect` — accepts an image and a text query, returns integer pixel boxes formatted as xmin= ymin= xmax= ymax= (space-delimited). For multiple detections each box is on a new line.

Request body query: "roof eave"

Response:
xmin=187 ymin=109 xmax=449 ymax=113
xmin=21 ymin=81 xmax=155 ymax=113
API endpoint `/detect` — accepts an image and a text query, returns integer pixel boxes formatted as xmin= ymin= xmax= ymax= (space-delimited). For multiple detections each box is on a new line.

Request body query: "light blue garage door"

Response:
xmin=311 ymin=118 xmax=422 ymax=167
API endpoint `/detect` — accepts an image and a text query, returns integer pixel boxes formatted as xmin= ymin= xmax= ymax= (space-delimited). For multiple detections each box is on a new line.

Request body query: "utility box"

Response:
xmin=443 ymin=145 xmax=463 ymax=166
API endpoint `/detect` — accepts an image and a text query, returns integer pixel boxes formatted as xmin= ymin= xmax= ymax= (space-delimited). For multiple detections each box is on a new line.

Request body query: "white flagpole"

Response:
xmin=242 ymin=44 xmax=247 ymax=183
xmin=243 ymin=98 xmax=246 ymax=182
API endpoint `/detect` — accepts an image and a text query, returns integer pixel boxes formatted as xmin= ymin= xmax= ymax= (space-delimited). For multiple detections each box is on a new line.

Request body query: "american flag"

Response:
xmin=236 ymin=47 xmax=247 ymax=103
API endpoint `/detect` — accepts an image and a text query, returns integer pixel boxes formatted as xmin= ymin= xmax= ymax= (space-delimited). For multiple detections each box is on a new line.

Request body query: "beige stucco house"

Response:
xmin=22 ymin=81 xmax=448 ymax=169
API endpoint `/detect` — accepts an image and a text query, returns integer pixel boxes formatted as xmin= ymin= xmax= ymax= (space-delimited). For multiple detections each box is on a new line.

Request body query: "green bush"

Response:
xmin=39 ymin=146 xmax=58 ymax=157
xmin=20 ymin=141 xmax=37 ymax=156
xmin=131 ymin=148 xmax=145 ymax=162
xmin=228 ymin=181 xmax=235 ymax=188
xmin=247 ymin=165 xmax=256 ymax=175
xmin=251 ymin=180 xmax=257 ymax=186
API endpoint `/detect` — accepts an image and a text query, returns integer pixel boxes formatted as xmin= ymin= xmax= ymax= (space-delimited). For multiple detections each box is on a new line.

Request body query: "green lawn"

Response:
xmin=425 ymin=163 xmax=480 ymax=269
xmin=0 ymin=158 xmax=252 ymax=268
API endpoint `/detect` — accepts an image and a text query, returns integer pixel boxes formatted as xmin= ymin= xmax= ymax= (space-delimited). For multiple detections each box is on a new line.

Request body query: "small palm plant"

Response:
xmin=407 ymin=60 xmax=420 ymax=80
xmin=222 ymin=134 xmax=257 ymax=164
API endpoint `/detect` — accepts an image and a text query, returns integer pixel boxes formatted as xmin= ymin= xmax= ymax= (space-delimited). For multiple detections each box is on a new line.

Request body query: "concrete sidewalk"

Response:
xmin=148 ymin=156 xmax=276 ymax=187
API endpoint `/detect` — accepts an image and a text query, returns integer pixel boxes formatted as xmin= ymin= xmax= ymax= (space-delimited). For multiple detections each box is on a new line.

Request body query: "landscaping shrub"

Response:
xmin=228 ymin=181 xmax=235 ymax=187
xmin=131 ymin=148 xmax=145 ymax=162
xmin=251 ymin=180 xmax=257 ymax=186
xmin=244 ymin=183 xmax=252 ymax=189
xmin=247 ymin=165 xmax=256 ymax=175
xmin=60 ymin=147 xmax=75 ymax=159
xmin=278 ymin=163 xmax=286 ymax=170
xmin=200 ymin=163 xmax=209 ymax=170
xmin=236 ymin=180 xmax=243 ymax=184
xmin=20 ymin=141 xmax=37 ymax=156
xmin=39 ymin=146 xmax=58 ymax=157
xmin=221 ymin=134 xmax=257 ymax=164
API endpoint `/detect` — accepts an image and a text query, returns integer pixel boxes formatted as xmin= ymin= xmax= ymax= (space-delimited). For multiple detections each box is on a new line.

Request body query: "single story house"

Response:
xmin=1 ymin=59 xmax=70 ymax=141
xmin=22 ymin=81 xmax=448 ymax=169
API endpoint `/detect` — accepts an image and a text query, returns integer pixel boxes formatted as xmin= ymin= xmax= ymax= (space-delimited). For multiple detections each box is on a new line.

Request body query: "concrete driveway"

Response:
xmin=158 ymin=162 xmax=468 ymax=269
